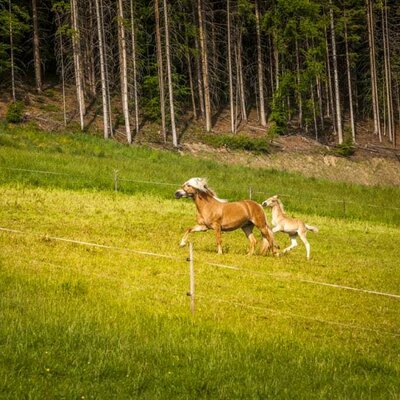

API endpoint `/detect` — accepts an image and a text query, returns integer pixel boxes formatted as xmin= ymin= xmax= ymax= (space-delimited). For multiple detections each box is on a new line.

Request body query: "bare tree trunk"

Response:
xmin=186 ymin=42 xmax=197 ymax=119
xmin=295 ymin=38 xmax=303 ymax=128
xmin=55 ymin=13 xmax=67 ymax=126
xmin=234 ymin=46 xmax=240 ymax=132
xmin=395 ymin=78 xmax=399 ymax=147
xmin=95 ymin=0 xmax=110 ymax=139
xmin=311 ymin=84 xmax=318 ymax=139
xmin=382 ymin=0 xmax=394 ymax=143
xmin=163 ymin=0 xmax=177 ymax=147
xmin=210 ymin=6 xmax=217 ymax=69
xmin=237 ymin=28 xmax=247 ymax=124
xmin=87 ymin=0 xmax=96 ymax=97
xmin=71 ymin=0 xmax=86 ymax=130
xmin=268 ymin=35 xmax=274 ymax=96
xmin=130 ymin=0 xmax=140 ymax=135
xmin=227 ymin=0 xmax=235 ymax=133
xmin=344 ymin=19 xmax=356 ymax=142
xmin=32 ymin=0 xmax=42 ymax=93
xmin=100 ymin=1 xmax=113 ymax=136
xmin=325 ymin=27 xmax=335 ymax=129
xmin=9 ymin=0 xmax=16 ymax=101
xmin=386 ymin=5 xmax=395 ymax=146
xmin=117 ymin=0 xmax=132 ymax=143
xmin=316 ymin=75 xmax=324 ymax=131
xmin=273 ymin=34 xmax=279 ymax=90
xmin=329 ymin=0 xmax=343 ymax=144
xmin=192 ymin=7 xmax=204 ymax=118
xmin=155 ymin=0 xmax=166 ymax=141
xmin=366 ymin=0 xmax=381 ymax=141
xmin=255 ymin=0 xmax=266 ymax=127
xmin=194 ymin=36 xmax=204 ymax=118
xmin=198 ymin=0 xmax=212 ymax=132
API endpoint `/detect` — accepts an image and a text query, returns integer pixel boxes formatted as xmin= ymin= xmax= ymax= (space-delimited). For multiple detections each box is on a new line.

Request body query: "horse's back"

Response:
xmin=218 ymin=200 xmax=264 ymax=230
xmin=233 ymin=200 xmax=267 ymax=225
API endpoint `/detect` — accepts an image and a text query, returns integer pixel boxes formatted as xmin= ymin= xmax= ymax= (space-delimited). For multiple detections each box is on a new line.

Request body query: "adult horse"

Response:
xmin=175 ymin=178 xmax=276 ymax=255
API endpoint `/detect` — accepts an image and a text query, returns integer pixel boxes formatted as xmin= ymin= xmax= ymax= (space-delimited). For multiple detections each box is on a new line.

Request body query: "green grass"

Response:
xmin=0 ymin=124 xmax=400 ymax=398
xmin=1 ymin=123 xmax=399 ymax=226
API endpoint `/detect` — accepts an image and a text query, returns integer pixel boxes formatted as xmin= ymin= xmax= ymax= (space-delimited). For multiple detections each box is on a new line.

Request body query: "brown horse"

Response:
xmin=262 ymin=195 xmax=318 ymax=260
xmin=175 ymin=178 xmax=276 ymax=255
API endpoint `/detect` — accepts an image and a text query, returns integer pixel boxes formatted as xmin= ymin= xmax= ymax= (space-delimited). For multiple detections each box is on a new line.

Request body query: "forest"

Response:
xmin=0 ymin=0 xmax=399 ymax=148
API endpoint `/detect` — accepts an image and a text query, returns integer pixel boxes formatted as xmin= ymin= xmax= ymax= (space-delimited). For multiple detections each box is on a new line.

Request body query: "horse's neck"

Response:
xmin=194 ymin=192 xmax=219 ymax=214
xmin=271 ymin=204 xmax=285 ymax=224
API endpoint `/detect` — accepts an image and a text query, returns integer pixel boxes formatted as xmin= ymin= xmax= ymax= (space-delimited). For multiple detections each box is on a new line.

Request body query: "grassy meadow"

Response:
xmin=1 ymin=124 xmax=400 ymax=399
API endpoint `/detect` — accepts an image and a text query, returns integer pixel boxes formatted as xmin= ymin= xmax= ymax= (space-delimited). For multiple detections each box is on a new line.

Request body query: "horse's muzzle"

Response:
xmin=175 ymin=190 xmax=185 ymax=199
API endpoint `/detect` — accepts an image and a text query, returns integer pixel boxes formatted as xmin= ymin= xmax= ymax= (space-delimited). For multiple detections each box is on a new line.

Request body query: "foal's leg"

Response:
xmin=298 ymin=231 xmax=311 ymax=260
xmin=242 ymin=224 xmax=257 ymax=256
xmin=283 ymin=234 xmax=298 ymax=254
xmin=272 ymin=226 xmax=281 ymax=234
xmin=180 ymin=225 xmax=208 ymax=247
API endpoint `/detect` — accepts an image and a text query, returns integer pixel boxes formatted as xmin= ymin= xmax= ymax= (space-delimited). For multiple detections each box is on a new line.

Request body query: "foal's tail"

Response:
xmin=305 ymin=224 xmax=319 ymax=233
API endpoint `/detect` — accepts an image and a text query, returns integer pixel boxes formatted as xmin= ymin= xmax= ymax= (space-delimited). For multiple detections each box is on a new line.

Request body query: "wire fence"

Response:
xmin=3 ymin=166 xmax=400 ymax=218
xmin=1 ymin=226 xmax=399 ymax=338
xmin=23 ymin=256 xmax=398 ymax=337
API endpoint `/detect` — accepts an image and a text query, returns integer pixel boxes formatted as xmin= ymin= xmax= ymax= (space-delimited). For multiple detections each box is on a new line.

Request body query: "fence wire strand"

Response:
xmin=1 ymin=226 xmax=400 ymax=301
xmin=9 ymin=255 xmax=400 ymax=338
xmin=2 ymin=165 xmax=400 ymax=211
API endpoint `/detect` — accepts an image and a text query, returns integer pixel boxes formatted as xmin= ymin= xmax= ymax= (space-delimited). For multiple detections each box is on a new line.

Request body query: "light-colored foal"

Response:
xmin=262 ymin=195 xmax=318 ymax=260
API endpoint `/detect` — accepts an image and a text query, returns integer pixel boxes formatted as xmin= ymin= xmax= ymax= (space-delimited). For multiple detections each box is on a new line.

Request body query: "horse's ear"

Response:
xmin=273 ymin=195 xmax=278 ymax=199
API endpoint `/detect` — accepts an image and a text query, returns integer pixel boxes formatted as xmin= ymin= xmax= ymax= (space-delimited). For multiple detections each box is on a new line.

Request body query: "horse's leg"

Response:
xmin=210 ymin=223 xmax=223 ymax=254
xmin=180 ymin=225 xmax=208 ymax=247
xmin=283 ymin=234 xmax=298 ymax=254
xmin=241 ymin=224 xmax=257 ymax=256
xmin=298 ymin=231 xmax=311 ymax=260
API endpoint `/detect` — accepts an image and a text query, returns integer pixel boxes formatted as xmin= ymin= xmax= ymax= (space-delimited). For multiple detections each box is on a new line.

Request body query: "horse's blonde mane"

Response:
xmin=185 ymin=177 xmax=209 ymax=192
xmin=185 ymin=177 xmax=227 ymax=202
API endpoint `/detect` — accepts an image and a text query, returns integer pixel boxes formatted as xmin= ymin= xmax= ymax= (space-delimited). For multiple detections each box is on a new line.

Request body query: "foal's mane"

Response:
xmin=275 ymin=196 xmax=285 ymax=213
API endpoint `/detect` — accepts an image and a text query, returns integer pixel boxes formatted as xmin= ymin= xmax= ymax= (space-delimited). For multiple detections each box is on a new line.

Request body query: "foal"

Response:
xmin=262 ymin=195 xmax=318 ymax=260
xmin=175 ymin=178 xmax=276 ymax=255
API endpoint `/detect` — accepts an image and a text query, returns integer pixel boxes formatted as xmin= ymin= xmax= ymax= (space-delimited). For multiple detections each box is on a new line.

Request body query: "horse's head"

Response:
xmin=175 ymin=177 xmax=208 ymax=199
xmin=262 ymin=195 xmax=280 ymax=208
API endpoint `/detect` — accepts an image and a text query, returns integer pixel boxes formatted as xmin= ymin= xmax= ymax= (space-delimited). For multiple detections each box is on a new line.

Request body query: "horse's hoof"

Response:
xmin=179 ymin=241 xmax=186 ymax=248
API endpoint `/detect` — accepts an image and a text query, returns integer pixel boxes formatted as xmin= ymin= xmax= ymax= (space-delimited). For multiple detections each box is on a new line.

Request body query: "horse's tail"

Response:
xmin=305 ymin=224 xmax=319 ymax=233
xmin=251 ymin=201 xmax=278 ymax=255
xmin=260 ymin=225 xmax=278 ymax=255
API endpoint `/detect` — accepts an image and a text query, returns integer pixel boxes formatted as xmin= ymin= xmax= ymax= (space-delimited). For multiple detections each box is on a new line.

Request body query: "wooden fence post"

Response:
xmin=188 ymin=242 xmax=195 ymax=314
xmin=114 ymin=169 xmax=119 ymax=192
